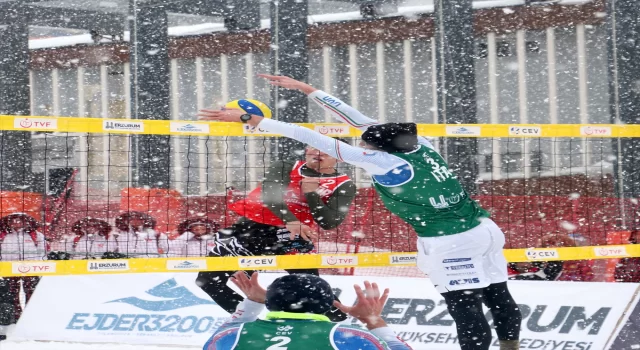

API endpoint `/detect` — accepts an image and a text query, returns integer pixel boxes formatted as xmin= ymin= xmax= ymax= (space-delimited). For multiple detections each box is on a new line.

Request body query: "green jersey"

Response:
xmin=372 ymin=144 xmax=489 ymax=237
xmin=207 ymin=311 xmax=400 ymax=350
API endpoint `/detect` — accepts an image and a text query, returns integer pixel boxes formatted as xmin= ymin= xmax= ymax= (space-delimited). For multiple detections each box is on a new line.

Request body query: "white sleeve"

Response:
xmin=309 ymin=90 xmax=379 ymax=132
xmin=310 ymin=90 xmax=435 ymax=151
xmin=258 ymin=118 xmax=407 ymax=175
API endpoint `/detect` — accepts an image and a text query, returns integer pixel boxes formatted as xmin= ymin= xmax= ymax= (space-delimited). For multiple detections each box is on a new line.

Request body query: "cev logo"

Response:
xmin=509 ymin=126 xmax=541 ymax=136
xmin=525 ymin=249 xmax=559 ymax=260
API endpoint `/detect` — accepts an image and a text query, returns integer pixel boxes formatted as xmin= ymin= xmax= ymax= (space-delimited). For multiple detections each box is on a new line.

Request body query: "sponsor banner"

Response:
xmin=87 ymin=260 xmax=130 ymax=272
xmin=445 ymin=126 xmax=481 ymax=136
xmin=525 ymin=248 xmax=559 ymax=261
xmin=389 ymin=253 xmax=417 ymax=265
xmin=238 ymin=257 xmax=277 ymax=268
xmin=242 ymin=124 xmax=272 ymax=135
xmin=169 ymin=122 xmax=210 ymax=134
xmin=14 ymin=118 xmax=58 ymax=130
xmin=11 ymin=262 xmax=56 ymax=274
xmin=314 ymin=124 xmax=350 ymax=136
xmin=580 ymin=126 xmax=612 ymax=137
xmin=321 ymin=255 xmax=358 ymax=266
xmin=102 ymin=120 xmax=144 ymax=132
xmin=508 ymin=125 xmax=541 ymax=136
xmin=13 ymin=274 xmax=639 ymax=349
xmin=607 ymin=287 xmax=640 ymax=350
xmin=166 ymin=259 xmax=207 ymax=270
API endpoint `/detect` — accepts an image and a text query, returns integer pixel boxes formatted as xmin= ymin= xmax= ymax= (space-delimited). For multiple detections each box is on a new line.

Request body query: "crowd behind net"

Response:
xmin=1 ymin=122 xmax=639 ymax=279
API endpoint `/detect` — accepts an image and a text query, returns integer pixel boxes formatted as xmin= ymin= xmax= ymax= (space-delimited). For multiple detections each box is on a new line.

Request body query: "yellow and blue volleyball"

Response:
xmin=225 ymin=99 xmax=272 ymax=119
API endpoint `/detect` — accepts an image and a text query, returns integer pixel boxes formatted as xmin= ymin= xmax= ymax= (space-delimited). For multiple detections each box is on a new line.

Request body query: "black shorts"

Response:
xmin=221 ymin=219 xmax=314 ymax=256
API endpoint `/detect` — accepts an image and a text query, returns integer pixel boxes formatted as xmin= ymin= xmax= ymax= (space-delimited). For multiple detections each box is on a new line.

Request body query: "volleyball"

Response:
xmin=224 ymin=99 xmax=272 ymax=119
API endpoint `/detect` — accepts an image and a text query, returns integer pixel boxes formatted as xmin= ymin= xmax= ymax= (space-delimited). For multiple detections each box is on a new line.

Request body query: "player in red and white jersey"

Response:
xmin=197 ymin=141 xmax=356 ymax=321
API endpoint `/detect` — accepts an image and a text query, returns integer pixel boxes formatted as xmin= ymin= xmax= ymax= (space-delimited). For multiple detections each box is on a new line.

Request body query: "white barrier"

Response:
xmin=11 ymin=273 xmax=640 ymax=349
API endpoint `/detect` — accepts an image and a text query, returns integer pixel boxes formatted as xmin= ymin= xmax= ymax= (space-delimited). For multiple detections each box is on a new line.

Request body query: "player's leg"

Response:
xmin=441 ymin=288 xmax=492 ymax=350
xmin=0 ymin=277 xmax=17 ymax=341
xmin=479 ymin=219 xmax=522 ymax=349
xmin=416 ymin=225 xmax=496 ymax=350
xmin=197 ymin=220 xmax=258 ymax=313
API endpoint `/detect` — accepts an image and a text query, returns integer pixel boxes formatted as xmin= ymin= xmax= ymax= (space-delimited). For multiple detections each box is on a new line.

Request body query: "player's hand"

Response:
xmin=300 ymin=177 xmax=320 ymax=194
xmin=258 ymin=74 xmax=317 ymax=95
xmin=230 ymin=271 xmax=267 ymax=304
xmin=333 ymin=281 xmax=390 ymax=330
xmin=285 ymin=221 xmax=317 ymax=241
xmin=198 ymin=107 xmax=245 ymax=122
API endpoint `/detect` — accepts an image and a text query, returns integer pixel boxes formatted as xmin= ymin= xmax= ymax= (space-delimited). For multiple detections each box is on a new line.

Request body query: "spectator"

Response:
xmin=0 ymin=213 xmax=47 ymax=341
xmin=171 ymin=218 xmax=233 ymax=257
xmin=113 ymin=211 xmax=169 ymax=258
xmin=49 ymin=217 xmax=118 ymax=260
xmin=615 ymin=230 xmax=640 ymax=283
xmin=204 ymin=272 xmax=412 ymax=350
xmin=509 ymin=233 xmax=594 ymax=281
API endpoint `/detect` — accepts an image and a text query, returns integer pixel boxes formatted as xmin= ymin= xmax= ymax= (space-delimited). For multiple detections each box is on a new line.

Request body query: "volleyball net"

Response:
xmin=0 ymin=115 xmax=639 ymax=279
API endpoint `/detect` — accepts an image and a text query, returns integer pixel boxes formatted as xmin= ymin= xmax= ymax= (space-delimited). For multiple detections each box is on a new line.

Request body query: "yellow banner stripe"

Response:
xmin=2 ymin=115 xmax=639 ymax=138
xmin=1 ymin=245 xmax=639 ymax=277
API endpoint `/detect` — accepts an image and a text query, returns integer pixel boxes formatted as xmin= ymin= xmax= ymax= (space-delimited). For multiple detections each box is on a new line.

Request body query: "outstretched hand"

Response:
xmin=197 ymin=107 xmax=245 ymax=122
xmin=230 ymin=271 xmax=267 ymax=304
xmin=333 ymin=281 xmax=390 ymax=330
xmin=259 ymin=74 xmax=317 ymax=95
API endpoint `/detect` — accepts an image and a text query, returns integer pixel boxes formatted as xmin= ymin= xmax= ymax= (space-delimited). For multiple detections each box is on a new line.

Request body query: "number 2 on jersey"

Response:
xmin=266 ymin=336 xmax=291 ymax=350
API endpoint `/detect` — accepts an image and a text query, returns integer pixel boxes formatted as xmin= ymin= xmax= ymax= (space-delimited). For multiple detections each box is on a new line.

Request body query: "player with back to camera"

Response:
xmin=196 ymin=99 xmax=357 ymax=322
xmin=203 ymin=271 xmax=413 ymax=350
xmin=198 ymin=75 xmax=522 ymax=350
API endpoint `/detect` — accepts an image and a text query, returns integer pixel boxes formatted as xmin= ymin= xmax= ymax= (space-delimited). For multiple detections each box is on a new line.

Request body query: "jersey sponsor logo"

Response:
xmin=169 ymin=122 xmax=210 ymax=134
xmin=14 ymin=118 xmax=58 ymax=130
xmin=593 ymin=246 xmax=628 ymax=257
xmin=12 ymin=262 xmax=56 ymax=274
xmin=429 ymin=191 xmax=466 ymax=209
xmin=372 ymin=163 xmax=414 ymax=187
xmin=103 ymin=120 xmax=144 ymax=132
xmin=449 ymin=277 xmax=480 ymax=286
xmin=580 ymin=126 xmax=611 ymax=136
xmin=276 ymin=325 xmax=294 ymax=336
xmin=390 ymin=254 xmax=417 ymax=265
xmin=442 ymin=258 xmax=472 ymax=263
xmin=525 ymin=249 xmax=559 ymax=260
xmin=106 ymin=278 xmax=215 ymax=311
xmin=88 ymin=261 xmax=130 ymax=271
xmin=444 ymin=264 xmax=474 ymax=270
xmin=166 ymin=259 xmax=207 ymax=270
xmin=239 ymin=257 xmax=277 ymax=268
xmin=321 ymin=255 xmax=358 ymax=266
xmin=314 ymin=125 xmax=349 ymax=135
xmin=446 ymin=271 xmax=477 ymax=277
xmin=320 ymin=95 xmax=342 ymax=107
xmin=509 ymin=126 xmax=541 ymax=136
xmin=445 ymin=126 xmax=481 ymax=136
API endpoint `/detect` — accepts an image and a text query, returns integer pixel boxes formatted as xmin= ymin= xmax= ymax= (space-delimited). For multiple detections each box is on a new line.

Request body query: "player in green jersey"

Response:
xmin=198 ymin=75 xmax=522 ymax=350
xmin=203 ymin=271 xmax=412 ymax=350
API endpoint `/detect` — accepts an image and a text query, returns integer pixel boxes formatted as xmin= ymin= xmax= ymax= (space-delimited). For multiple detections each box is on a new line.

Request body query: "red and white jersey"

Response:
xmin=0 ymin=229 xmax=48 ymax=261
xmin=168 ymin=232 xmax=220 ymax=258
xmin=113 ymin=229 xmax=170 ymax=258
xmin=51 ymin=234 xmax=118 ymax=259
xmin=229 ymin=161 xmax=352 ymax=227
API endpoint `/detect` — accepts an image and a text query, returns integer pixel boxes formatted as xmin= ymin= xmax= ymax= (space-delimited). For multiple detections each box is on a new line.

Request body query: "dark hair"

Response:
xmin=361 ymin=123 xmax=418 ymax=153
xmin=265 ymin=274 xmax=335 ymax=314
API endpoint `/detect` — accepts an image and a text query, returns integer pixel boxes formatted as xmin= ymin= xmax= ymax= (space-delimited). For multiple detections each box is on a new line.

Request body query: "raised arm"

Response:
xmin=304 ymin=180 xmax=356 ymax=230
xmin=260 ymin=74 xmax=434 ymax=149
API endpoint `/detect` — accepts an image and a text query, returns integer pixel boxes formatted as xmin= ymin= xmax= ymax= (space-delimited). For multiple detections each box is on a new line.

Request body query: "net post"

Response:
xmin=129 ymin=3 xmax=172 ymax=189
xmin=0 ymin=3 xmax=33 ymax=192
xmin=269 ymin=0 xmax=309 ymax=160
xmin=434 ymin=0 xmax=479 ymax=194
xmin=607 ymin=0 xmax=640 ymax=228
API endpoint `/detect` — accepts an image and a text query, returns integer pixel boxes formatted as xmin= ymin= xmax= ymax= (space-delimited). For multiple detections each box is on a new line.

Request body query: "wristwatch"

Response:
xmin=240 ymin=114 xmax=252 ymax=123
